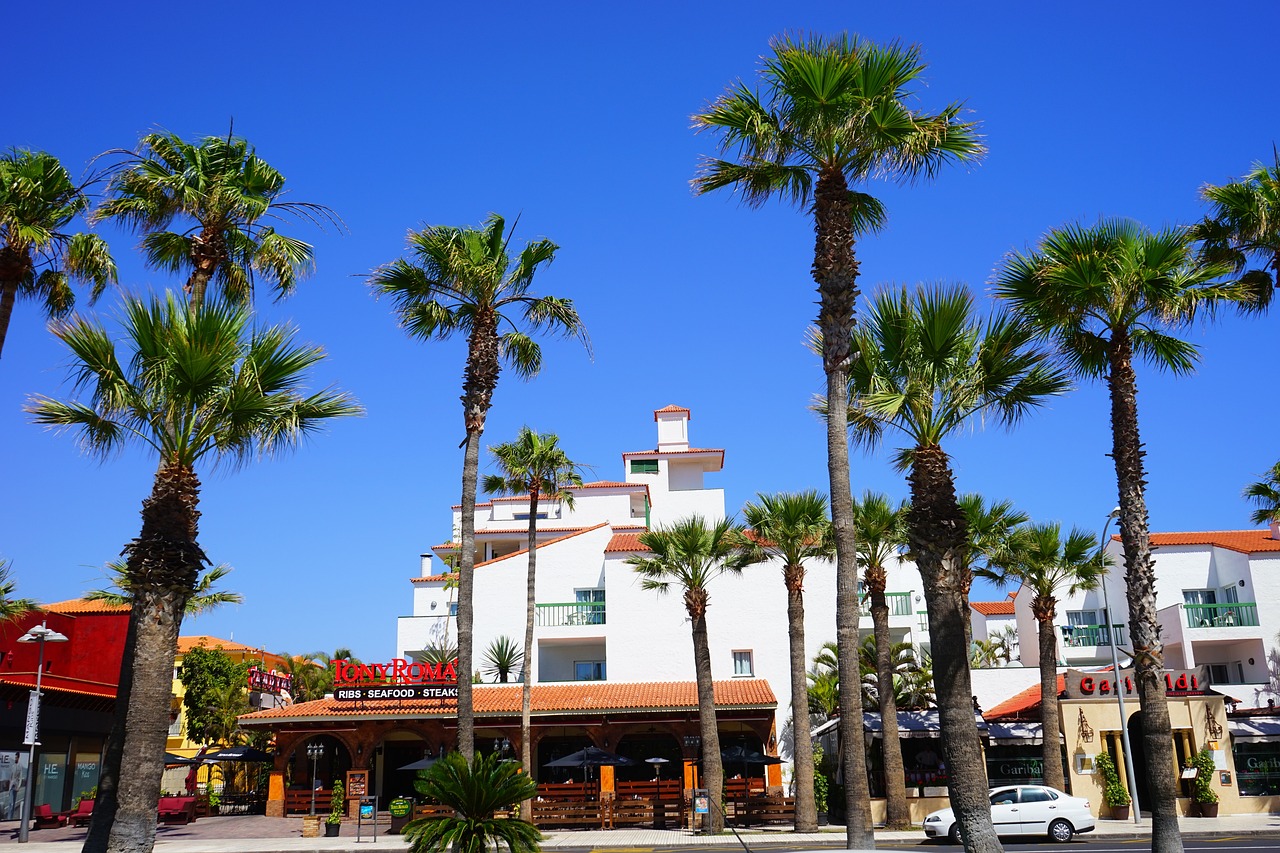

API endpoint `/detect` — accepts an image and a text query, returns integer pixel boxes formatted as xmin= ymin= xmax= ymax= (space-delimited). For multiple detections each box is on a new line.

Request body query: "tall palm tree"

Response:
xmin=986 ymin=522 xmax=1103 ymax=790
xmin=741 ymin=490 xmax=832 ymax=832
xmin=958 ymin=495 xmax=1029 ymax=647
xmin=1243 ymin=461 xmax=1280 ymax=525
xmin=371 ymin=214 xmax=588 ymax=760
xmin=694 ymin=35 xmax=983 ymax=847
xmin=28 ymin=293 xmax=358 ymax=853
xmin=842 ymin=284 xmax=1068 ymax=853
xmin=404 ymin=751 xmax=541 ymax=853
xmin=483 ymin=426 xmax=582 ymax=813
xmin=995 ymin=218 xmax=1247 ymax=853
xmin=849 ymin=490 xmax=911 ymax=829
xmin=0 ymin=149 xmax=116 ymax=359
xmin=0 ymin=560 xmax=38 ymax=623
xmin=629 ymin=515 xmax=751 ymax=833
xmin=86 ymin=561 xmax=244 ymax=613
xmin=95 ymin=131 xmax=337 ymax=308
xmin=1196 ymin=152 xmax=1280 ymax=311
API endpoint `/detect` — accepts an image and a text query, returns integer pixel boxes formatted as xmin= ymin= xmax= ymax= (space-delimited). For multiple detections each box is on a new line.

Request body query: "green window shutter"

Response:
xmin=630 ymin=459 xmax=659 ymax=474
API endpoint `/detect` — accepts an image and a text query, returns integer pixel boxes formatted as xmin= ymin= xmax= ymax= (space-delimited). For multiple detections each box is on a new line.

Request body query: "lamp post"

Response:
xmin=1100 ymin=508 xmax=1141 ymax=824
xmin=307 ymin=743 xmax=325 ymax=816
xmin=17 ymin=622 xmax=69 ymax=844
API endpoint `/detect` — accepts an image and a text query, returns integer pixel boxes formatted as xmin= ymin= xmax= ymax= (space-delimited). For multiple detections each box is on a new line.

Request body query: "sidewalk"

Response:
xmin=4 ymin=813 xmax=1279 ymax=852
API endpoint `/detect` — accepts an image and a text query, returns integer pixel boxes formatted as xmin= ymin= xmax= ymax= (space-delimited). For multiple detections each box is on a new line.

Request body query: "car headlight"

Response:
xmin=925 ymin=816 xmax=940 ymax=823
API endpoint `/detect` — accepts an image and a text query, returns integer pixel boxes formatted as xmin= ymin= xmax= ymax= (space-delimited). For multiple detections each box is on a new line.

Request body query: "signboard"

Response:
xmin=389 ymin=798 xmax=412 ymax=818
xmin=22 ymin=691 xmax=39 ymax=746
xmin=333 ymin=657 xmax=459 ymax=701
xmin=1063 ymin=667 xmax=1209 ymax=700
xmin=359 ymin=802 xmax=374 ymax=820
xmin=247 ymin=667 xmax=293 ymax=696
xmin=694 ymin=794 xmax=709 ymax=814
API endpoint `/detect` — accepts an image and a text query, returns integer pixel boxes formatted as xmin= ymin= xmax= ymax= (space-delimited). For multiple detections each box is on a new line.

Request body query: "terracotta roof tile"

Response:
xmin=605 ymin=533 xmax=649 ymax=553
xmin=43 ymin=599 xmax=130 ymax=614
xmin=1143 ymin=529 xmax=1280 ymax=554
xmin=653 ymin=405 xmax=691 ymax=419
xmin=576 ymin=481 xmax=646 ymax=490
xmin=240 ymin=679 xmax=775 ymax=723
xmin=414 ymin=525 xmax=612 ymax=581
xmin=984 ymin=676 xmax=1064 ymax=721
xmin=971 ymin=601 xmax=1016 ymax=616
xmin=621 ymin=448 xmax=724 ymax=458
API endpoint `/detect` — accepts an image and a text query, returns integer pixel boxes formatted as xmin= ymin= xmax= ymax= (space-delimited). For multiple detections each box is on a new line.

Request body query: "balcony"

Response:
xmin=1060 ymin=623 xmax=1128 ymax=648
xmin=859 ymin=592 xmax=914 ymax=617
xmin=1183 ymin=602 xmax=1259 ymax=628
xmin=536 ymin=602 xmax=606 ymax=627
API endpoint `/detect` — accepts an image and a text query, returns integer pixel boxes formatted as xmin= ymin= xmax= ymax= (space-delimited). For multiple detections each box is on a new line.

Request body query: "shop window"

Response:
xmin=630 ymin=459 xmax=659 ymax=475
xmin=732 ymin=650 xmax=754 ymax=676
xmin=575 ymin=660 xmax=605 ymax=681
xmin=1233 ymin=740 xmax=1280 ymax=796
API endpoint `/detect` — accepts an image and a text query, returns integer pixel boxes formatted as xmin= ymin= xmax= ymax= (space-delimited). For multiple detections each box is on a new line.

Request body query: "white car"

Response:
xmin=923 ymin=784 xmax=1096 ymax=843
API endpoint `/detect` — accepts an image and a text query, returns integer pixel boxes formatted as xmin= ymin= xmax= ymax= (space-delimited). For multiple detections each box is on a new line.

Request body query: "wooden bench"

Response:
xmin=411 ymin=803 xmax=456 ymax=820
xmin=285 ymin=788 xmax=332 ymax=815
xmin=735 ymin=796 xmax=795 ymax=826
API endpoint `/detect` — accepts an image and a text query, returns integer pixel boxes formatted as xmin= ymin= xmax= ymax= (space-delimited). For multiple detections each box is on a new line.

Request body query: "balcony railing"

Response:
xmin=536 ymin=602 xmax=606 ymax=627
xmin=1183 ymin=602 xmax=1259 ymax=628
xmin=1060 ymin=623 xmax=1128 ymax=647
xmin=859 ymin=591 xmax=914 ymax=617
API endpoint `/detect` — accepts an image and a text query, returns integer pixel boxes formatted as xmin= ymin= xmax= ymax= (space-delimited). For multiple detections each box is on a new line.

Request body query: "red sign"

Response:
xmin=247 ymin=667 xmax=292 ymax=695
xmin=1064 ymin=667 xmax=1208 ymax=700
xmin=332 ymin=658 xmax=459 ymax=701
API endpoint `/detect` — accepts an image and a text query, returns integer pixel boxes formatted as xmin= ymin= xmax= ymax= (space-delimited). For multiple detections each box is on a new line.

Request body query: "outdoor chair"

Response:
xmin=33 ymin=803 xmax=68 ymax=829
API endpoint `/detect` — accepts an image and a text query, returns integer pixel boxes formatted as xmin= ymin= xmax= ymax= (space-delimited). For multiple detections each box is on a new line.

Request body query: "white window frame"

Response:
xmin=732 ymin=650 xmax=754 ymax=677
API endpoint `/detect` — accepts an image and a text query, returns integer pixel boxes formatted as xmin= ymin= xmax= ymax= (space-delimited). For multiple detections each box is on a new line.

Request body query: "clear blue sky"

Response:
xmin=3 ymin=1 xmax=1277 ymax=663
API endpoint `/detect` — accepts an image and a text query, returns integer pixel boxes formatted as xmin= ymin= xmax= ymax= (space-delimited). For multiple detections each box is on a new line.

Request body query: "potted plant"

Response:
xmin=1188 ymin=747 xmax=1219 ymax=817
xmin=1094 ymin=751 xmax=1130 ymax=820
xmin=326 ymin=779 xmax=345 ymax=836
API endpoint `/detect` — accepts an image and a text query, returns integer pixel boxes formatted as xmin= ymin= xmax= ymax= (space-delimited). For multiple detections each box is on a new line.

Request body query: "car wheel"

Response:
xmin=948 ymin=823 xmax=963 ymax=844
xmin=1048 ymin=818 xmax=1074 ymax=842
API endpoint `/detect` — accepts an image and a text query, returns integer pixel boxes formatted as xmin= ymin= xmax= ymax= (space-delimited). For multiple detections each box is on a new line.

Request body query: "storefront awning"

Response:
xmin=862 ymin=710 xmax=988 ymax=738
xmin=986 ymin=721 xmax=1063 ymax=745
xmin=1229 ymin=718 xmax=1280 ymax=743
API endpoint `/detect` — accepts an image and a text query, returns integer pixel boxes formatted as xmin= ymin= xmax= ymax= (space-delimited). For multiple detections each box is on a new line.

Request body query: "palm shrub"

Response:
xmin=404 ymin=751 xmax=541 ymax=853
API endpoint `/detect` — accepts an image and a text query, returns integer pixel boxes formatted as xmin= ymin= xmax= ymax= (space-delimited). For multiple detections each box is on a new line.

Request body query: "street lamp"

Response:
xmin=1099 ymin=508 xmax=1141 ymax=824
xmin=307 ymin=743 xmax=325 ymax=816
xmin=17 ymin=622 xmax=68 ymax=844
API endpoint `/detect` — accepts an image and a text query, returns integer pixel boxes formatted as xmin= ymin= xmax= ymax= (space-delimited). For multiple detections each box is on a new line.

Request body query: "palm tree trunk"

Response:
xmin=908 ymin=445 xmax=1002 ymax=853
xmin=812 ymin=166 xmax=874 ymax=849
xmin=870 ymin=580 xmax=910 ymax=829
xmin=82 ymin=613 xmax=138 ymax=853
xmin=785 ymin=566 xmax=817 ymax=831
xmin=1036 ymin=614 xmax=1065 ymax=790
xmin=0 ymin=278 xmax=17 ymax=359
xmin=690 ymin=611 xmax=725 ymax=833
xmin=106 ymin=464 xmax=203 ymax=853
xmin=1107 ymin=332 xmax=1182 ymax=853
xmin=456 ymin=426 xmax=481 ymax=761
xmin=520 ymin=488 xmax=539 ymax=821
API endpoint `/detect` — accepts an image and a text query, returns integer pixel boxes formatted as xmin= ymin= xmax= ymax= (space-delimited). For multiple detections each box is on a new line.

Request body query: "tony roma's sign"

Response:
xmin=1063 ymin=667 xmax=1209 ymax=700
xmin=333 ymin=658 xmax=459 ymax=701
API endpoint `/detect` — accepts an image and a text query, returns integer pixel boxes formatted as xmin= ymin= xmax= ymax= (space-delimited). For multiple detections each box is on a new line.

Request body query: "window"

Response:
xmin=1208 ymin=664 xmax=1231 ymax=685
xmin=1183 ymin=589 xmax=1217 ymax=606
xmin=574 ymin=589 xmax=605 ymax=624
xmin=513 ymin=512 xmax=548 ymax=520
xmin=1019 ymin=787 xmax=1055 ymax=802
xmin=630 ymin=459 xmax=659 ymax=475
xmin=1067 ymin=609 xmax=1103 ymax=627
xmin=732 ymin=650 xmax=754 ymax=676
xmin=575 ymin=660 xmax=606 ymax=681
xmin=449 ymin=602 xmax=458 ymax=616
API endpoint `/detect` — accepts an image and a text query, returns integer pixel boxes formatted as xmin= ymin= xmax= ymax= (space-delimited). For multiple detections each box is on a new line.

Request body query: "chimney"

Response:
xmin=1271 ymin=520 xmax=1280 ymax=540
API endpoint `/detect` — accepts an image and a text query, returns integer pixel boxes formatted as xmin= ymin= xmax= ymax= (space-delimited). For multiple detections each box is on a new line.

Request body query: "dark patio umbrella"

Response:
xmin=719 ymin=745 xmax=782 ymax=766
xmin=544 ymin=746 xmax=636 ymax=768
xmin=164 ymin=752 xmax=198 ymax=766
xmin=397 ymin=756 xmax=437 ymax=772
xmin=202 ymin=745 xmax=274 ymax=763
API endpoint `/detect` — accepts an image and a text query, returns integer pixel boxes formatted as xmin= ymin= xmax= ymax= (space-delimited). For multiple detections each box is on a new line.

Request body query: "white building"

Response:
xmin=396 ymin=405 xmax=931 ymax=741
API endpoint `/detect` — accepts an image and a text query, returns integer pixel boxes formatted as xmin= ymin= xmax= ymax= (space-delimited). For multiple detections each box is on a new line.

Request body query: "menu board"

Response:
xmin=345 ymin=770 xmax=368 ymax=798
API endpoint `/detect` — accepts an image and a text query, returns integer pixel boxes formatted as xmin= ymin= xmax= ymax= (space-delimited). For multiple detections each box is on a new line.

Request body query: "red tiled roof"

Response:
xmin=621 ymin=448 xmax=724 ymax=458
xmin=414 ymin=525 xmax=611 ymax=581
xmin=0 ymin=674 xmax=117 ymax=699
xmin=1142 ymin=529 xmax=1280 ymax=554
xmin=240 ymin=679 xmax=775 ymax=723
xmin=605 ymin=533 xmax=649 ymax=553
xmin=449 ymin=501 xmax=494 ymax=510
xmin=654 ymin=405 xmax=691 ymax=420
xmin=971 ymin=601 xmax=1016 ymax=616
xmin=44 ymin=599 xmax=130 ymax=614
xmin=984 ymin=676 xmax=1064 ymax=722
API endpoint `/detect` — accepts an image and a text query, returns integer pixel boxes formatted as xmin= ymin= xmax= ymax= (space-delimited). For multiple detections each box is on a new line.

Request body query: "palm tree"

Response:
xmin=857 ymin=636 xmax=927 ymax=710
xmin=693 ymin=35 xmax=983 ymax=846
xmin=1244 ymin=461 xmax=1280 ymax=525
xmin=850 ymin=490 xmax=911 ymax=828
xmin=275 ymin=653 xmax=328 ymax=703
xmin=987 ymin=522 xmax=1102 ymax=790
xmin=842 ymin=284 xmax=1068 ymax=853
xmin=28 ymin=293 xmax=358 ymax=853
xmin=1196 ymin=152 xmax=1280 ymax=311
xmin=483 ymin=426 xmax=582 ymax=806
xmin=995 ymin=218 xmax=1248 ymax=853
xmin=629 ymin=515 xmax=751 ymax=833
xmin=741 ymin=490 xmax=832 ymax=832
xmin=371 ymin=214 xmax=586 ymax=760
xmin=967 ymin=639 xmax=1010 ymax=669
xmin=958 ymin=495 xmax=1029 ymax=647
xmin=0 ymin=560 xmax=38 ymax=623
xmin=86 ymin=561 xmax=243 ymax=613
xmin=96 ymin=131 xmax=337 ymax=309
xmin=404 ymin=751 xmax=541 ymax=853
xmin=481 ymin=636 xmax=523 ymax=683
xmin=0 ymin=149 xmax=116 ymax=359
